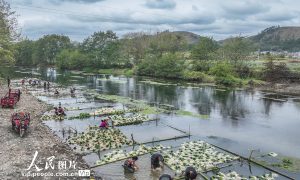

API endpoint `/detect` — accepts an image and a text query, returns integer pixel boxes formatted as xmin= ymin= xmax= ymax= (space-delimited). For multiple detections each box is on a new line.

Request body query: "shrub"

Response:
xmin=209 ymin=62 xmax=236 ymax=77
xmin=209 ymin=62 xmax=239 ymax=86
xmin=137 ymin=53 xmax=184 ymax=79
xmin=215 ymin=76 xmax=239 ymax=86
xmin=182 ymin=71 xmax=214 ymax=83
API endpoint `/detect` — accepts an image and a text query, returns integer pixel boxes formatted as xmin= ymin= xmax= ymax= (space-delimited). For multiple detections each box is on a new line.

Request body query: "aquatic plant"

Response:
xmin=41 ymin=114 xmax=64 ymax=121
xmin=211 ymin=171 xmax=278 ymax=180
xmin=95 ymin=145 xmax=169 ymax=166
xmin=68 ymin=113 xmax=91 ymax=120
xmin=162 ymin=141 xmax=239 ymax=174
xmin=111 ymin=114 xmax=152 ymax=126
xmin=68 ymin=127 xmax=133 ymax=152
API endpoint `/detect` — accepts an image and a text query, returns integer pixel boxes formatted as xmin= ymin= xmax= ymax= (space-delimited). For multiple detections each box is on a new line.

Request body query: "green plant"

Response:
xmin=182 ymin=71 xmax=214 ymax=83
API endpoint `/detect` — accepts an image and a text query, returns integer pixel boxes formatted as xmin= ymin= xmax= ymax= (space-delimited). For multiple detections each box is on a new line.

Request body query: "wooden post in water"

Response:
xmin=249 ymin=149 xmax=259 ymax=160
xmin=152 ymin=137 xmax=155 ymax=147
xmin=189 ymin=124 xmax=191 ymax=138
xmin=131 ymin=133 xmax=135 ymax=144
xmin=62 ymin=128 xmax=65 ymax=138
xmin=74 ymin=128 xmax=77 ymax=136
xmin=97 ymin=141 xmax=101 ymax=159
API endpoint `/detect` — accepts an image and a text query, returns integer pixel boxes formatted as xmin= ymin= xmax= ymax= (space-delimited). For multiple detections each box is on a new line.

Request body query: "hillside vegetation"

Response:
xmin=249 ymin=26 xmax=300 ymax=52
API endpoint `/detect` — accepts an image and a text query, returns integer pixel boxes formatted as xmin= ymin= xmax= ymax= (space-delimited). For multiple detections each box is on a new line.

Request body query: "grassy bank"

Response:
xmin=83 ymin=67 xmax=134 ymax=76
xmin=82 ymin=66 xmax=266 ymax=88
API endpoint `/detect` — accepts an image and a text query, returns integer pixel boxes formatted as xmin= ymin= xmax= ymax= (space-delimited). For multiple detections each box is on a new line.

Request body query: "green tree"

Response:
xmin=137 ymin=53 xmax=184 ymax=78
xmin=191 ymin=37 xmax=219 ymax=72
xmin=221 ymin=36 xmax=254 ymax=67
xmin=56 ymin=49 xmax=89 ymax=70
xmin=0 ymin=0 xmax=19 ymax=64
xmin=191 ymin=36 xmax=218 ymax=60
xmin=14 ymin=39 xmax=35 ymax=66
xmin=121 ymin=32 xmax=150 ymax=66
xmin=32 ymin=34 xmax=71 ymax=65
xmin=81 ymin=30 xmax=120 ymax=68
xmin=148 ymin=31 xmax=187 ymax=57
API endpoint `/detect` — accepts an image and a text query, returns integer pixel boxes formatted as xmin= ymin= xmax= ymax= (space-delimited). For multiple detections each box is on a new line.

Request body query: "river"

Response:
xmin=1 ymin=66 xmax=300 ymax=179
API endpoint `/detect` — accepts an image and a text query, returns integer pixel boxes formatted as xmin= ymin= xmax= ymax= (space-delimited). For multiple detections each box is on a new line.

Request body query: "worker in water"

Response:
xmin=54 ymin=89 xmax=59 ymax=95
xmin=70 ymin=87 xmax=76 ymax=96
xmin=151 ymin=153 xmax=164 ymax=170
xmin=99 ymin=120 xmax=109 ymax=129
xmin=7 ymin=76 xmax=10 ymax=87
xmin=123 ymin=156 xmax=139 ymax=173
xmin=159 ymin=174 xmax=173 ymax=180
xmin=47 ymin=81 xmax=50 ymax=90
xmin=183 ymin=166 xmax=197 ymax=180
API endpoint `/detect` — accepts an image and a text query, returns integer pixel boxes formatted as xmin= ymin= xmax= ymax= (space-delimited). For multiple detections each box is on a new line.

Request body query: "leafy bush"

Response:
xmin=137 ymin=53 xmax=184 ymax=78
xmin=215 ymin=76 xmax=239 ymax=86
xmin=263 ymin=60 xmax=291 ymax=82
xmin=209 ymin=62 xmax=239 ymax=86
xmin=56 ymin=49 xmax=89 ymax=70
xmin=192 ymin=60 xmax=213 ymax=72
xmin=182 ymin=71 xmax=214 ymax=83
xmin=209 ymin=62 xmax=236 ymax=77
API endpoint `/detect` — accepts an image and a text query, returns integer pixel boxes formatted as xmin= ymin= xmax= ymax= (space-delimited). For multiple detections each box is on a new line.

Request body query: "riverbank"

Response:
xmin=88 ymin=68 xmax=300 ymax=96
xmin=0 ymin=81 xmax=90 ymax=179
xmin=257 ymin=82 xmax=300 ymax=96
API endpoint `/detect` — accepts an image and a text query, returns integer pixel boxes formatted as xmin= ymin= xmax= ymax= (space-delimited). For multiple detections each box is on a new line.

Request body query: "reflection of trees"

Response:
xmin=262 ymin=99 xmax=272 ymax=115
xmin=101 ymin=80 xmax=122 ymax=95
xmin=212 ymin=90 xmax=249 ymax=125
xmin=189 ymin=88 xmax=213 ymax=115
xmin=141 ymin=84 xmax=179 ymax=106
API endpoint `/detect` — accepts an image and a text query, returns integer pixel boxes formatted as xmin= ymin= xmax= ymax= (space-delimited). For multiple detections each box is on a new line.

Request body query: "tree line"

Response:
xmin=1 ymin=0 xmax=296 ymax=86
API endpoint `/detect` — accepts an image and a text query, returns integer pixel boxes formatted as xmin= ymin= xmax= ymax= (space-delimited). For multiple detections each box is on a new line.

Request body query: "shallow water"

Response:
xmin=3 ymin=66 xmax=300 ymax=179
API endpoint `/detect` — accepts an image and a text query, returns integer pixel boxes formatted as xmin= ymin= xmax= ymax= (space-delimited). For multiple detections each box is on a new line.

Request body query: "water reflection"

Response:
xmin=3 ymin=66 xmax=300 ymax=159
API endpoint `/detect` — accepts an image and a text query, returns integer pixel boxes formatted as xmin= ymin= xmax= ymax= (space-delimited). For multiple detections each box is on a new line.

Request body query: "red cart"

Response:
xmin=1 ymin=89 xmax=21 ymax=108
xmin=11 ymin=112 xmax=30 ymax=137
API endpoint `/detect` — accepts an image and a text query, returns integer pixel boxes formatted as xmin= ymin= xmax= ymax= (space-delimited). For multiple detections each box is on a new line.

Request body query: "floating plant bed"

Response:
xmin=162 ymin=141 xmax=239 ymax=174
xmin=93 ymin=144 xmax=169 ymax=167
xmin=85 ymin=91 xmax=165 ymax=115
xmin=90 ymin=107 xmax=125 ymax=116
xmin=111 ymin=114 xmax=157 ymax=126
xmin=68 ymin=113 xmax=91 ymax=120
xmin=68 ymin=127 xmax=133 ymax=152
xmin=41 ymin=114 xmax=65 ymax=121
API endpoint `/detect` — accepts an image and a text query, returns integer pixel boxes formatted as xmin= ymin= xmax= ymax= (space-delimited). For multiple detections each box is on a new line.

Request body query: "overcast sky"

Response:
xmin=7 ymin=0 xmax=300 ymax=41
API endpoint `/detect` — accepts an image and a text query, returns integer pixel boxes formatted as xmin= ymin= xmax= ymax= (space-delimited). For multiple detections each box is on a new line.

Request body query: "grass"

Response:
xmin=271 ymin=156 xmax=300 ymax=172
xmin=139 ymin=80 xmax=176 ymax=86
xmin=256 ymin=155 xmax=300 ymax=172
xmin=97 ymin=68 xmax=133 ymax=76
xmin=88 ymin=91 xmax=165 ymax=115
xmin=176 ymin=110 xmax=209 ymax=119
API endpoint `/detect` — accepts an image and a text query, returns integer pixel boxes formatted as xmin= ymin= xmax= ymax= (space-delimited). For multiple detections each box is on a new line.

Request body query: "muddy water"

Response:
xmin=3 ymin=66 xmax=300 ymax=179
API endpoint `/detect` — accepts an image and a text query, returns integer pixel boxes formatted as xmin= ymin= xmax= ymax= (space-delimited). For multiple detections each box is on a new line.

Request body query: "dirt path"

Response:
xmin=0 ymin=82 xmax=90 ymax=179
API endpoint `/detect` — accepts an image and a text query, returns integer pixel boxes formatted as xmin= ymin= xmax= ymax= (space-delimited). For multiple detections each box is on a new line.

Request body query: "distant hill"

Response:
xmin=169 ymin=31 xmax=200 ymax=45
xmin=249 ymin=26 xmax=300 ymax=52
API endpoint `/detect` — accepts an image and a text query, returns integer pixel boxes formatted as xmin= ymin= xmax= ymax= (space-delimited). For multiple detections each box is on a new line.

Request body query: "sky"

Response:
xmin=7 ymin=0 xmax=300 ymax=41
